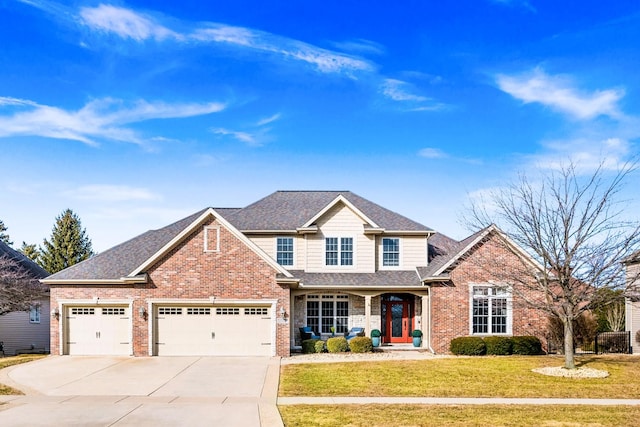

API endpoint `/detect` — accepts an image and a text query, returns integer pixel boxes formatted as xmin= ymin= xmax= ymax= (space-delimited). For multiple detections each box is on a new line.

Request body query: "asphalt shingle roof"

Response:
xmin=225 ymin=191 xmax=433 ymax=232
xmin=287 ymin=270 xmax=423 ymax=287
xmin=0 ymin=241 xmax=49 ymax=279
xmin=46 ymin=210 xmax=207 ymax=281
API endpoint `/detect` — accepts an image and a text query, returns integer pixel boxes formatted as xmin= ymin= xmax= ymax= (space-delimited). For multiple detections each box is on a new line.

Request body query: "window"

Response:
xmin=325 ymin=237 xmax=353 ymax=266
xmin=382 ymin=238 xmax=400 ymax=267
xmin=276 ymin=237 xmax=294 ymax=266
xmin=29 ymin=306 xmax=41 ymax=323
xmin=306 ymin=294 xmax=349 ymax=334
xmin=471 ymin=286 xmax=511 ymax=334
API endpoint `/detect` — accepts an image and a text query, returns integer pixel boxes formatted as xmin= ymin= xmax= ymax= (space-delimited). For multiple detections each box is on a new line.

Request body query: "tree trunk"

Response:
xmin=562 ymin=316 xmax=576 ymax=369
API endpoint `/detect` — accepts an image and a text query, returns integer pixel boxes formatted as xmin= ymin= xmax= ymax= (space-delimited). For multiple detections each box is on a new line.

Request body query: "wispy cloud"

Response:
xmin=212 ymin=128 xmax=261 ymax=146
xmin=0 ymin=96 xmax=225 ymax=146
xmin=79 ymin=4 xmax=179 ymax=41
xmin=381 ymin=79 xmax=447 ymax=111
xmin=331 ymin=38 xmax=385 ymax=56
xmin=418 ymin=148 xmax=448 ymax=159
xmin=62 ymin=184 xmax=161 ymax=202
xmin=496 ymin=68 xmax=624 ymax=120
xmin=255 ymin=113 xmax=281 ymax=126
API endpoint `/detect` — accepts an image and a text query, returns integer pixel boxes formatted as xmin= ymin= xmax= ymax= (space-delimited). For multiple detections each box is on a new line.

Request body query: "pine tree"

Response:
xmin=40 ymin=209 xmax=94 ymax=273
xmin=0 ymin=220 xmax=12 ymax=246
xmin=19 ymin=241 xmax=40 ymax=263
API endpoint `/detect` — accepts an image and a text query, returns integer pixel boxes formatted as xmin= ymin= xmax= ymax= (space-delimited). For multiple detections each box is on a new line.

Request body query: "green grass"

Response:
xmin=0 ymin=354 xmax=47 ymax=395
xmin=279 ymin=404 xmax=640 ymax=427
xmin=279 ymin=355 xmax=640 ymax=398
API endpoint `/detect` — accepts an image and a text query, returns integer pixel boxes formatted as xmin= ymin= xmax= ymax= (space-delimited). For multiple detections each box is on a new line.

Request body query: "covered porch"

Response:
xmin=290 ymin=288 xmax=431 ymax=350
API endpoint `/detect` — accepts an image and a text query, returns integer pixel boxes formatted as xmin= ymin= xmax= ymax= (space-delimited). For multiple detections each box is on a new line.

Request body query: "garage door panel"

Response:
xmin=66 ymin=306 xmax=130 ymax=356
xmin=154 ymin=305 xmax=272 ymax=356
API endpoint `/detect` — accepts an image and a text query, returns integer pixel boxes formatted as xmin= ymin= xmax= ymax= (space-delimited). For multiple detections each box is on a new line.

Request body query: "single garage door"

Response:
xmin=65 ymin=306 xmax=131 ymax=355
xmin=155 ymin=305 xmax=272 ymax=356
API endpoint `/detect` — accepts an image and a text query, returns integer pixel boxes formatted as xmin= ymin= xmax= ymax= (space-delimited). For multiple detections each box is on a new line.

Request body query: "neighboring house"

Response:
xmin=0 ymin=241 xmax=50 ymax=355
xmin=624 ymin=250 xmax=640 ymax=353
xmin=43 ymin=191 xmax=548 ymax=357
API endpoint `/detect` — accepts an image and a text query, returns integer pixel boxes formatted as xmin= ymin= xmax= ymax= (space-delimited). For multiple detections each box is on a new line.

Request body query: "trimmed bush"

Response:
xmin=484 ymin=336 xmax=513 ymax=355
xmin=302 ymin=339 xmax=319 ymax=354
xmin=314 ymin=340 xmax=326 ymax=353
xmin=326 ymin=336 xmax=349 ymax=353
xmin=511 ymin=336 xmax=542 ymax=355
xmin=450 ymin=336 xmax=486 ymax=356
xmin=349 ymin=336 xmax=373 ymax=353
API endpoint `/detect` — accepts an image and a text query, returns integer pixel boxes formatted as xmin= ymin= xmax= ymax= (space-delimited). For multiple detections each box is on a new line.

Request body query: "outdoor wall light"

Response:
xmin=279 ymin=306 xmax=288 ymax=320
xmin=139 ymin=306 xmax=148 ymax=320
xmin=51 ymin=307 xmax=60 ymax=319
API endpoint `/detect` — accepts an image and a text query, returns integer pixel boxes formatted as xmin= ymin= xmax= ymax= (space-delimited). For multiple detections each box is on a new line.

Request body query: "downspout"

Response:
xmin=427 ymin=287 xmax=435 ymax=354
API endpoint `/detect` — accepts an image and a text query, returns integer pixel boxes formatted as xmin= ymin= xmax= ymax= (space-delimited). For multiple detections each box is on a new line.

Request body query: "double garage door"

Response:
xmin=64 ymin=304 xmax=272 ymax=356
xmin=155 ymin=305 xmax=272 ymax=356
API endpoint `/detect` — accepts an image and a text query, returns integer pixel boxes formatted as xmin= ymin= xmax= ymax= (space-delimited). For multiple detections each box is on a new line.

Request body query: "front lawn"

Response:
xmin=279 ymin=355 xmax=640 ymax=398
xmin=279 ymin=404 xmax=640 ymax=427
xmin=0 ymin=354 xmax=47 ymax=395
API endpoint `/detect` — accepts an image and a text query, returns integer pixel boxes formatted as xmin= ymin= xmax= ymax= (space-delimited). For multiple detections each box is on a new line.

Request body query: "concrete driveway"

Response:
xmin=0 ymin=356 xmax=283 ymax=427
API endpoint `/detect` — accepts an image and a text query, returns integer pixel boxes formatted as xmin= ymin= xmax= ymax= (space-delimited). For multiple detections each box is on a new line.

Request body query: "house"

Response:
xmin=624 ymin=250 xmax=640 ymax=353
xmin=0 ymin=241 xmax=50 ymax=355
xmin=43 ymin=191 xmax=548 ymax=357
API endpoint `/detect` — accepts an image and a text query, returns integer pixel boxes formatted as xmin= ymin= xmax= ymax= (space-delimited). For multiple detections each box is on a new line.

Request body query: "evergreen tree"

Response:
xmin=0 ymin=220 xmax=12 ymax=246
xmin=40 ymin=209 xmax=94 ymax=273
xmin=19 ymin=241 xmax=40 ymax=263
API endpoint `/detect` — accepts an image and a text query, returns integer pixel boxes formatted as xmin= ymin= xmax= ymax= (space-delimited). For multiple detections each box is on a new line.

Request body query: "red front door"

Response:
xmin=384 ymin=301 xmax=411 ymax=343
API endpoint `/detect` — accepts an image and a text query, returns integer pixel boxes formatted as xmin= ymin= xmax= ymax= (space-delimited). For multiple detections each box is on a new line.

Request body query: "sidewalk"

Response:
xmin=278 ymin=396 xmax=640 ymax=405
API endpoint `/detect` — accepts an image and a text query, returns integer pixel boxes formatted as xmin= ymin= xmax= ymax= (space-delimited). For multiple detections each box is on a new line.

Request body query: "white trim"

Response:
xmin=324 ymin=236 xmax=357 ymax=269
xmin=301 ymin=195 xmax=380 ymax=229
xmin=42 ymin=275 xmax=148 ymax=285
xmin=204 ymin=226 xmax=220 ymax=252
xmin=131 ymin=208 xmax=293 ymax=278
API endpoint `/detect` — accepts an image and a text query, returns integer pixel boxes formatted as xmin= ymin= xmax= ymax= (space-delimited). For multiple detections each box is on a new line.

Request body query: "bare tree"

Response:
xmin=0 ymin=255 xmax=46 ymax=315
xmin=466 ymin=161 xmax=640 ymax=369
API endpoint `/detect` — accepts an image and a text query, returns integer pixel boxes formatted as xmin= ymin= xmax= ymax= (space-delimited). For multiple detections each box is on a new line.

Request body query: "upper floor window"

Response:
xmin=325 ymin=237 xmax=353 ymax=266
xmin=276 ymin=237 xmax=294 ymax=266
xmin=382 ymin=238 xmax=400 ymax=266
xmin=471 ymin=286 xmax=511 ymax=335
xmin=30 ymin=306 xmax=41 ymax=324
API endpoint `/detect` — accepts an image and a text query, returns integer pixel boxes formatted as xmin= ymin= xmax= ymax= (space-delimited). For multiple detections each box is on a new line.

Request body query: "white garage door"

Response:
xmin=65 ymin=306 xmax=130 ymax=355
xmin=155 ymin=305 xmax=272 ymax=356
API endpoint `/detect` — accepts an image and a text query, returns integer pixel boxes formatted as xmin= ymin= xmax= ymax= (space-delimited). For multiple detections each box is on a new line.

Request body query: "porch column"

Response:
xmin=365 ymin=295 xmax=372 ymax=336
xmin=421 ymin=293 xmax=429 ymax=349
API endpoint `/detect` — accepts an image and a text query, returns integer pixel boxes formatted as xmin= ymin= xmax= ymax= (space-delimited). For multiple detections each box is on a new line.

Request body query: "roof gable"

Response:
xmin=44 ymin=208 xmax=292 ymax=284
xmin=302 ymin=195 xmax=379 ymax=229
xmin=226 ymin=191 xmax=433 ymax=233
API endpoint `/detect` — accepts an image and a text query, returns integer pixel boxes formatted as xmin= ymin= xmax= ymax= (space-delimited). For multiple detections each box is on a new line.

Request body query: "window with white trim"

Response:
xmin=382 ymin=238 xmax=400 ymax=267
xmin=29 ymin=306 xmax=41 ymax=324
xmin=471 ymin=286 xmax=511 ymax=334
xmin=306 ymin=294 xmax=349 ymax=334
xmin=325 ymin=237 xmax=353 ymax=266
xmin=276 ymin=237 xmax=294 ymax=266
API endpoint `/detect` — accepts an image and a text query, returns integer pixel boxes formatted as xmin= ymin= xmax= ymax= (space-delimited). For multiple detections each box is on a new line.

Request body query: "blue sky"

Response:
xmin=1 ymin=0 xmax=639 ymax=252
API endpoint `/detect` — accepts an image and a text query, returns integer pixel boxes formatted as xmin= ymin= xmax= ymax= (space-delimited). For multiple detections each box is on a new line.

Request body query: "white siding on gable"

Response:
xmin=307 ymin=203 xmax=375 ymax=273
xmin=0 ymin=297 xmax=50 ymax=355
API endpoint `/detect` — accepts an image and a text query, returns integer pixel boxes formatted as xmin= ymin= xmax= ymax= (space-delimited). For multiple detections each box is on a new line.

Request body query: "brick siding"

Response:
xmin=50 ymin=217 xmax=290 ymax=357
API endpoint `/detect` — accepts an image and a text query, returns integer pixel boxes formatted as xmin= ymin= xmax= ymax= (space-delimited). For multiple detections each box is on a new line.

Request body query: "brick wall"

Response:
xmin=50 ymin=216 xmax=290 ymax=357
xmin=430 ymin=236 xmax=548 ymax=353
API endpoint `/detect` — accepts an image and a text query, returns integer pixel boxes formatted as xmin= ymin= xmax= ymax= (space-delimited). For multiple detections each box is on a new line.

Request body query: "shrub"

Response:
xmin=326 ymin=336 xmax=349 ymax=353
xmin=412 ymin=329 xmax=423 ymax=338
xmin=484 ymin=336 xmax=513 ymax=355
xmin=450 ymin=336 xmax=486 ymax=355
xmin=302 ymin=339 xmax=319 ymax=354
xmin=371 ymin=329 xmax=382 ymax=338
xmin=314 ymin=340 xmax=326 ymax=353
xmin=349 ymin=337 xmax=373 ymax=353
xmin=511 ymin=336 xmax=542 ymax=355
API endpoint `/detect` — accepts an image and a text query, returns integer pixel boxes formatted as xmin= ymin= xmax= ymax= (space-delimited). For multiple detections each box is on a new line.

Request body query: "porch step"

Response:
xmin=377 ymin=344 xmax=424 ymax=352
